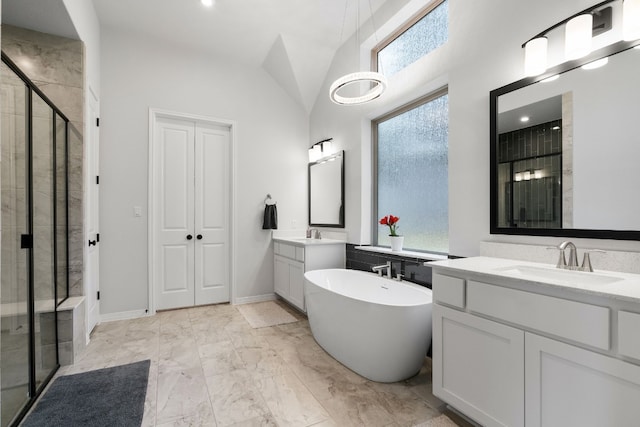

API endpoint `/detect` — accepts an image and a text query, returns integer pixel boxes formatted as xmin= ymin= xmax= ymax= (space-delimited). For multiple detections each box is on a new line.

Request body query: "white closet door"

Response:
xmin=86 ymin=89 xmax=100 ymax=333
xmin=155 ymin=117 xmax=196 ymax=310
xmin=194 ymin=123 xmax=230 ymax=305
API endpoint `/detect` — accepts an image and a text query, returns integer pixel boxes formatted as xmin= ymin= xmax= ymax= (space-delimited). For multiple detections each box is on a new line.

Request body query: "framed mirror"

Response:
xmin=490 ymin=39 xmax=640 ymax=240
xmin=309 ymin=151 xmax=345 ymax=227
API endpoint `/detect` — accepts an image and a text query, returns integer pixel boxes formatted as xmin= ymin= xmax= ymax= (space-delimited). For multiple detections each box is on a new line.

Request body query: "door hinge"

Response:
xmin=96 ymin=117 xmax=100 ymax=127
xmin=96 ymin=175 xmax=99 ymax=185
xmin=97 ymin=233 xmax=100 ymax=243
xmin=20 ymin=234 xmax=33 ymax=249
xmin=97 ymin=291 xmax=100 ymax=300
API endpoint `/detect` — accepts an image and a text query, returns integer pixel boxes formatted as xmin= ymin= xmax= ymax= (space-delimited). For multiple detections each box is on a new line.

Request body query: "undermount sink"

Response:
xmin=496 ymin=265 xmax=623 ymax=286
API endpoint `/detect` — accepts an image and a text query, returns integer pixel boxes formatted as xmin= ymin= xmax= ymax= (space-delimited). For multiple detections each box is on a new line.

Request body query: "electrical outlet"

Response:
xmin=134 ymin=206 xmax=142 ymax=217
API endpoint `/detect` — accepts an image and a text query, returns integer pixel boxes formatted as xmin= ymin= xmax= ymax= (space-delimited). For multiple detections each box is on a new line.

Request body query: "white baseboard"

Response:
xmin=233 ymin=293 xmax=277 ymax=305
xmin=100 ymin=309 xmax=150 ymax=323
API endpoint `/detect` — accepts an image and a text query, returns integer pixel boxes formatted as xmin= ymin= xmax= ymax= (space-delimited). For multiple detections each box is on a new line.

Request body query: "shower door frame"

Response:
xmin=1 ymin=52 xmax=70 ymax=427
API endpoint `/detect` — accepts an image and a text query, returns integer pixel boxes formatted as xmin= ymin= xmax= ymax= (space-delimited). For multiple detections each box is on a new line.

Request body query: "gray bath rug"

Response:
xmin=237 ymin=301 xmax=298 ymax=328
xmin=22 ymin=359 xmax=150 ymax=427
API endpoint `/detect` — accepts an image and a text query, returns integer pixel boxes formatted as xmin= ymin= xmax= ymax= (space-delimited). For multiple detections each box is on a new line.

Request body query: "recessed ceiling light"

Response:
xmin=520 ymin=116 xmax=530 ymax=123
xmin=201 ymin=0 xmax=214 ymax=7
xmin=541 ymin=74 xmax=559 ymax=83
xmin=581 ymin=57 xmax=608 ymax=70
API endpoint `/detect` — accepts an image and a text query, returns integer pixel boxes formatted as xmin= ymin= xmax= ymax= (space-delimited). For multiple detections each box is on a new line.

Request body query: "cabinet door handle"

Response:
xmin=186 ymin=234 xmax=193 ymax=240
xmin=196 ymin=234 xmax=203 ymax=240
xmin=88 ymin=239 xmax=97 ymax=246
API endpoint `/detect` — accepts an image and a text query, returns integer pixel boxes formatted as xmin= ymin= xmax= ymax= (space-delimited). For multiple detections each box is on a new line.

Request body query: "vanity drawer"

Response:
xmin=619 ymin=311 xmax=640 ymax=360
xmin=433 ymin=273 xmax=465 ymax=309
xmin=296 ymin=247 xmax=305 ymax=262
xmin=278 ymin=243 xmax=296 ymax=259
xmin=467 ymin=281 xmax=610 ymax=350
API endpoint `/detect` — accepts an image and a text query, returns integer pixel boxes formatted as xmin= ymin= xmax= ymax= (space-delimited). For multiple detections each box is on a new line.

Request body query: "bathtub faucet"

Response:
xmin=372 ymin=261 xmax=392 ymax=278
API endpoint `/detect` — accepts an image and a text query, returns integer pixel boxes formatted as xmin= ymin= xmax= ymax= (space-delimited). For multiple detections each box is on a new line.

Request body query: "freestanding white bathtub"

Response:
xmin=304 ymin=268 xmax=432 ymax=383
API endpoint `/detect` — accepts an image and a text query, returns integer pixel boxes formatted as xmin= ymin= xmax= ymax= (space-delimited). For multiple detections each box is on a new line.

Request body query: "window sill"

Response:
xmin=354 ymin=245 xmax=448 ymax=261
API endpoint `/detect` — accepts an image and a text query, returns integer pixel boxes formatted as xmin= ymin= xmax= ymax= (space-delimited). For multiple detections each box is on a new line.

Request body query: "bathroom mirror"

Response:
xmin=490 ymin=40 xmax=640 ymax=240
xmin=309 ymin=151 xmax=345 ymax=227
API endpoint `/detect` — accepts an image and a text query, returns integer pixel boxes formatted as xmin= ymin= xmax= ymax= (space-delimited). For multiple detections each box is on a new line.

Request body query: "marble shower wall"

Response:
xmin=2 ymin=25 xmax=85 ymax=298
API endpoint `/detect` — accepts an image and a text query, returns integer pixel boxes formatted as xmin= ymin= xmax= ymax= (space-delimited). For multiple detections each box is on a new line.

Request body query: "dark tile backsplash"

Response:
xmin=346 ymin=244 xmax=445 ymax=288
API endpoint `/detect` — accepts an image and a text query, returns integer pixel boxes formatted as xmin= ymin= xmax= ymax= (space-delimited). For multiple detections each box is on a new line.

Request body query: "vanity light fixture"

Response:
xmin=201 ymin=0 xmax=214 ymax=7
xmin=541 ymin=74 xmax=560 ymax=83
xmin=309 ymin=138 xmax=334 ymax=163
xmin=565 ymin=14 xmax=593 ymax=60
xmin=520 ymin=116 xmax=530 ymax=123
xmin=581 ymin=56 xmax=609 ymax=69
xmin=524 ymin=37 xmax=548 ymax=76
xmin=623 ymin=0 xmax=640 ymax=40
xmin=521 ymin=1 xmax=623 ymax=77
xmin=329 ymin=0 xmax=387 ymax=105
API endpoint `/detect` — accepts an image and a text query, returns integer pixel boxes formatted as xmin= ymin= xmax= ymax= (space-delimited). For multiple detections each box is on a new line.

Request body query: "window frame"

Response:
xmin=372 ymin=87 xmax=449 ymax=252
xmin=371 ymin=0 xmax=447 ymax=74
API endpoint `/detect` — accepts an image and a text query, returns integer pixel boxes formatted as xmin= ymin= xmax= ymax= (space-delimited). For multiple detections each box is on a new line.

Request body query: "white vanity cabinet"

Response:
xmin=433 ymin=304 xmax=525 ymax=427
xmin=273 ymin=239 xmax=345 ymax=312
xmin=430 ymin=259 xmax=640 ymax=427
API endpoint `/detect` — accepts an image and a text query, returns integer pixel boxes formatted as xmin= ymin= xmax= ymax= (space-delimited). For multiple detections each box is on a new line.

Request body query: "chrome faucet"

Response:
xmin=549 ymin=241 xmax=606 ymax=272
xmin=307 ymin=228 xmax=321 ymax=239
xmin=557 ymin=241 xmax=579 ymax=270
xmin=372 ymin=261 xmax=392 ymax=278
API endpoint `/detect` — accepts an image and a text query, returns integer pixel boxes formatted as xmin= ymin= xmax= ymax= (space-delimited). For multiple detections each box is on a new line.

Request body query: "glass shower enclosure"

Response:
xmin=1 ymin=53 xmax=69 ymax=427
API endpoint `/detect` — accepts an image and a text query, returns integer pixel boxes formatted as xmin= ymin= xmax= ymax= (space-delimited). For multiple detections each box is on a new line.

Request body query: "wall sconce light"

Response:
xmin=524 ymin=37 xmax=548 ymax=76
xmin=624 ymin=0 xmax=640 ymax=40
xmin=308 ymin=138 xmax=335 ymax=163
xmin=514 ymin=169 xmax=545 ymax=182
xmin=520 ymin=0 xmax=640 ymax=77
xmin=565 ymin=14 xmax=593 ymax=60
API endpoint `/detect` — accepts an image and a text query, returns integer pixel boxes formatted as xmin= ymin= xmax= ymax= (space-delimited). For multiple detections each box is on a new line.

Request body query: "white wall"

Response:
xmin=310 ymin=0 xmax=640 ymax=256
xmin=99 ymin=28 xmax=308 ymax=315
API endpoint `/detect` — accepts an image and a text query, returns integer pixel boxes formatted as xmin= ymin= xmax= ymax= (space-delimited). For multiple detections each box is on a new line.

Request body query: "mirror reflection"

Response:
xmin=492 ymin=44 xmax=640 ymax=236
xmin=309 ymin=151 xmax=344 ymax=227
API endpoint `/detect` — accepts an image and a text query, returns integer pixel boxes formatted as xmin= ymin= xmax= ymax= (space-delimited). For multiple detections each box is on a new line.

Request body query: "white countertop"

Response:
xmin=428 ymin=256 xmax=640 ymax=303
xmin=273 ymin=236 xmax=346 ymax=247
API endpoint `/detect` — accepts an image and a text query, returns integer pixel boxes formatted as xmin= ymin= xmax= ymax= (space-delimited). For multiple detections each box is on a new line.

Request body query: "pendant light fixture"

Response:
xmin=565 ymin=13 xmax=593 ymax=60
xmin=329 ymin=0 xmax=388 ymax=105
xmin=624 ymin=0 xmax=640 ymax=40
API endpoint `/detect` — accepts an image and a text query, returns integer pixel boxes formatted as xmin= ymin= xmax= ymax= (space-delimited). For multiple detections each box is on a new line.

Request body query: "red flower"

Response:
xmin=379 ymin=215 xmax=400 ymax=236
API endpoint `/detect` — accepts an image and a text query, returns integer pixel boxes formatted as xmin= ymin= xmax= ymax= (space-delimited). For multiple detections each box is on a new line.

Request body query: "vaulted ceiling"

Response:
xmin=2 ymin=0 xmax=388 ymax=112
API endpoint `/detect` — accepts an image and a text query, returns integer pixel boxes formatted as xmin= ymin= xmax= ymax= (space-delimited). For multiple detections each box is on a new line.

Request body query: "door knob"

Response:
xmin=88 ymin=239 xmax=97 ymax=246
xmin=196 ymin=234 xmax=203 ymax=240
xmin=186 ymin=234 xmax=193 ymax=240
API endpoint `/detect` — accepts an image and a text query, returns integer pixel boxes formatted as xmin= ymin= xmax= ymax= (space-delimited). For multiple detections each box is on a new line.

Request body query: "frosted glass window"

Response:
xmin=377 ymin=0 xmax=448 ymax=77
xmin=375 ymin=93 xmax=448 ymax=253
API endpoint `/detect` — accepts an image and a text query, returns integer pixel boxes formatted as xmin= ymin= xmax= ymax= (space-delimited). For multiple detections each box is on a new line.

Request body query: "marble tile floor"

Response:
xmin=54 ymin=300 xmax=468 ymax=427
